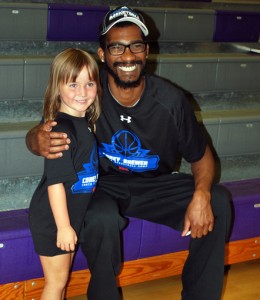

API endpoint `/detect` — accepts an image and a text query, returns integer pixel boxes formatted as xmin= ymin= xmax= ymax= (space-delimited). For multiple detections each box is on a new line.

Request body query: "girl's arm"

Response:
xmin=48 ymin=183 xmax=77 ymax=251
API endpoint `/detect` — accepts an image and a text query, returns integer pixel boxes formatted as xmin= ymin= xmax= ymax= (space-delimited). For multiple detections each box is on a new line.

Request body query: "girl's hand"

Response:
xmin=56 ymin=225 xmax=78 ymax=252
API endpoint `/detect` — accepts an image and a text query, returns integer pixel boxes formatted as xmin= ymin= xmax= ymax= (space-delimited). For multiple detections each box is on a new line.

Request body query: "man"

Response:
xmin=26 ymin=6 xmax=232 ymax=300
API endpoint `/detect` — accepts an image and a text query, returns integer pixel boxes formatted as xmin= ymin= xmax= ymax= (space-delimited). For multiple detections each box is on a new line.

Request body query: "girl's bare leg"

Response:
xmin=40 ymin=252 xmax=74 ymax=300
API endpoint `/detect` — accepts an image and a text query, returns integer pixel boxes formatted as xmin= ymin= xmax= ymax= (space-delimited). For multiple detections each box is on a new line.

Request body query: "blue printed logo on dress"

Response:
xmin=99 ymin=130 xmax=159 ymax=172
xmin=71 ymin=146 xmax=98 ymax=194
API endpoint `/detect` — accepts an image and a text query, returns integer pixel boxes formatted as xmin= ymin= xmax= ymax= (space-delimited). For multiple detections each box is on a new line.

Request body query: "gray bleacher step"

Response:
xmin=0 ymin=100 xmax=42 ymax=123
xmin=1 ymin=93 xmax=260 ymax=123
xmin=1 ymin=109 xmax=259 ymax=179
xmin=0 ymin=175 xmax=40 ymax=211
xmin=180 ymin=153 xmax=260 ymax=183
xmin=0 ymin=121 xmax=43 ymax=179
xmin=217 ymin=154 xmax=260 ymax=182
xmin=194 ymin=92 xmax=260 ymax=111
xmin=1 ymin=153 xmax=260 ymax=212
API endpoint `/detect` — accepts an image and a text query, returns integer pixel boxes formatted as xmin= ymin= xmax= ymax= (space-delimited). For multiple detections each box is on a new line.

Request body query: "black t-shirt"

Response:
xmin=29 ymin=112 xmax=98 ymax=239
xmin=96 ymin=71 xmax=207 ymax=177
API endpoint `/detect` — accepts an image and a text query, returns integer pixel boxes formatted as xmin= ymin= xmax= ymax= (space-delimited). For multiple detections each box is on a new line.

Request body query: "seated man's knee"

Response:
xmin=84 ymin=199 xmax=127 ymax=234
xmin=211 ymin=184 xmax=233 ymax=235
xmin=211 ymin=184 xmax=232 ymax=210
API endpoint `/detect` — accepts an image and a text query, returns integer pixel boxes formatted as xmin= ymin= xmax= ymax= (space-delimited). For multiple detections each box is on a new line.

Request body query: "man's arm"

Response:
xmin=25 ymin=120 xmax=70 ymax=159
xmin=182 ymin=145 xmax=215 ymax=238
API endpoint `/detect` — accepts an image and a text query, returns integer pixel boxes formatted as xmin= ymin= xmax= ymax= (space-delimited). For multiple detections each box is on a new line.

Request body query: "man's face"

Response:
xmin=98 ymin=24 xmax=149 ymax=89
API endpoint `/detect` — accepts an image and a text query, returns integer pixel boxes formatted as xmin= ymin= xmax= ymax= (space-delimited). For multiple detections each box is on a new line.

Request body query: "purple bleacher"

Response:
xmin=223 ymin=179 xmax=260 ymax=241
xmin=47 ymin=4 xmax=109 ymax=41
xmin=213 ymin=10 xmax=260 ymax=42
xmin=0 ymin=178 xmax=260 ymax=284
xmin=0 ymin=209 xmax=43 ymax=284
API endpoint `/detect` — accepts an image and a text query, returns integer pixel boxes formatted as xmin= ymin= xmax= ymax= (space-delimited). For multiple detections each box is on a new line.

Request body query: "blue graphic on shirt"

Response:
xmin=71 ymin=145 xmax=98 ymax=194
xmin=99 ymin=130 xmax=159 ymax=172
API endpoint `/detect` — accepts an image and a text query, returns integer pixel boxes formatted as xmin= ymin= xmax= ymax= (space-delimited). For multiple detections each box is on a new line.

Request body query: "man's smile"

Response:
xmin=118 ymin=64 xmax=137 ymax=72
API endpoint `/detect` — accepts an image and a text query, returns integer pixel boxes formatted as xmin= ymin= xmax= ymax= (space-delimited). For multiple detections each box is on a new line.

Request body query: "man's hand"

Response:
xmin=182 ymin=189 xmax=214 ymax=238
xmin=182 ymin=145 xmax=215 ymax=238
xmin=25 ymin=120 xmax=70 ymax=159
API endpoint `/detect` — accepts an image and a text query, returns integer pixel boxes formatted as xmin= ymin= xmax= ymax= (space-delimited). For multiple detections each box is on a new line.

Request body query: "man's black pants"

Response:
xmin=81 ymin=172 xmax=232 ymax=300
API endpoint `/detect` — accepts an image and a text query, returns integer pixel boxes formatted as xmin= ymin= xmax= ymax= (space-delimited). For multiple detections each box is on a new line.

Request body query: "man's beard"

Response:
xmin=104 ymin=61 xmax=146 ymax=89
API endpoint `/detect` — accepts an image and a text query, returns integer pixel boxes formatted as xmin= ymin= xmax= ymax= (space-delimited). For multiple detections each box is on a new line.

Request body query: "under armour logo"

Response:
xmin=120 ymin=115 xmax=132 ymax=123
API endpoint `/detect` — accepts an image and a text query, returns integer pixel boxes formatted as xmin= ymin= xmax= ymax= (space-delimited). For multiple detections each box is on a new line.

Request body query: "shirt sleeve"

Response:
xmin=44 ymin=121 xmax=78 ymax=186
xmin=177 ymin=94 xmax=207 ymax=163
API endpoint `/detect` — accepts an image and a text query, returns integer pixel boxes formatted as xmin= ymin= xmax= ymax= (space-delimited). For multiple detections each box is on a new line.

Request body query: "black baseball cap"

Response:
xmin=100 ymin=6 xmax=149 ymax=37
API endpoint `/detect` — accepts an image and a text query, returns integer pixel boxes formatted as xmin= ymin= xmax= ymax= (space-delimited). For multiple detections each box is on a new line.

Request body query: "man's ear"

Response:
xmin=98 ymin=47 xmax=105 ymax=62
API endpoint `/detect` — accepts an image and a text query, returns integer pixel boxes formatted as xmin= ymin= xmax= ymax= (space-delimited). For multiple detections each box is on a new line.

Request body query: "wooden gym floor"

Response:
xmin=67 ymin=259 xmax=260 ymax=300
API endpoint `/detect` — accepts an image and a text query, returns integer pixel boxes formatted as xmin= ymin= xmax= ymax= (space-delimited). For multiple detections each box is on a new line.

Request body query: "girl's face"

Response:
xmin=59 ymin=66 xmax=97 ymax=117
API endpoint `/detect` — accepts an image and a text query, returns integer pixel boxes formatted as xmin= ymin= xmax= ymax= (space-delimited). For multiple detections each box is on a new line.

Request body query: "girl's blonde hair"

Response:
xmin=43 ymin=48 xmax=102 ymax=130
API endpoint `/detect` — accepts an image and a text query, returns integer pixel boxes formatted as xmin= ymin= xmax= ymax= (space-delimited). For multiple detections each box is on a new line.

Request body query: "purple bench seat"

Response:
xmin=223 ymin=179 xmax=260 ymax=242
xmin=0 ymin=178 xmax=260 ymax=285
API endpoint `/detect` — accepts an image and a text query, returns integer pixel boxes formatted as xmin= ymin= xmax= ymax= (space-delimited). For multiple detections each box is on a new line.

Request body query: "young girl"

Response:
xmin=29 ymin=48 xmax=101 ymax=300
